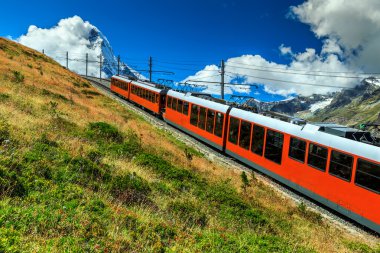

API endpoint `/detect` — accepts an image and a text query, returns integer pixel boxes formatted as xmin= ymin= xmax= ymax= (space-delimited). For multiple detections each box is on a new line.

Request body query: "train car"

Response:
xmin=111 ymin=76 xmax=167 ymax=115
xmin=110 ymin=76 xmax=380 ymax=233
xmin=163 ymin=90 xmax=230 ymax=151
xmin=225 ymin=107 xmax=380 ymax=233
xmin=111 ymin=76 xmax=131 ymax=99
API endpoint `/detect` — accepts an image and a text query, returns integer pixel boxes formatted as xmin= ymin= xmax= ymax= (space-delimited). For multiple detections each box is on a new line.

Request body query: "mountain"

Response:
xmin=245 ymin=93 xmax=335 ymax=115
xmin=85 ymin=28 xmax=138 ymax=78
xmin=17 ymin=16 xmax=140 ymax=79
xmin=309 ymin=78 xmax=380 ymax=130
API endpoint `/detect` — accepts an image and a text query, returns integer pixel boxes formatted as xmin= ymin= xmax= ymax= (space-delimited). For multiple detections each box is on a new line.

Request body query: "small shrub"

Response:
xmin=135 ymin=153 xmax=196 ymax=182
xmin=87 ymin=122 xmax=124 ymax=143
xmin=73 ymin=80 xmax=91 ymax=88
xmin=297 ymin=202 xmax=323 ymax=224
xmin=154 ymin=223 xmax=176 ymax=241
xmin=81 ymin=90 xmax=100 ymax=96
xmin=104 ymin=130 xmax=141 ymax=159
xmin=0 ymin=165 xmax=27 ymax=197
xmin=0 ymin=117 xmax=10 ymax=144
xmin=12 ymin=71 xmax=24 ymax=83
xmin=68 ymin=157 xmax=111 ymax=184
xmin=27 ymin=63 xmax=33 ymax=69
xmin=87 ymin=150 xmax=104 ymax=164
xmin=344 ymin=241 xmax=378 ymax=253
xmin=167 ymin=200 xmax=208 ymax=227
xmin=48 ymin=101 xmax=60 ymax=119
xmin=41 ymin=89 xmax=68 ymax=101
xmin=86 ymin=198 xmax=106 ymax=214
xmin=109 ymin=172 xmax=152 ymax=206
xmin=109 ymin=172 xmax=151 ymax=196
xmin=0 ymin=227 xmax=21 ymax=252
xmin=0 ymin=93 xmax=10 ymax=102
xmin=241 ymin=171 xmax=250 ymax=193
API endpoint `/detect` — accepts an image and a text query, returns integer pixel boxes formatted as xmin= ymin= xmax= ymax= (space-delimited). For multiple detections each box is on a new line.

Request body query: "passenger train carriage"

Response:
xmin=111 ymin=75 xmax=380 ymax=233
xmin=111 ymin=75 xmax=167 ymax=115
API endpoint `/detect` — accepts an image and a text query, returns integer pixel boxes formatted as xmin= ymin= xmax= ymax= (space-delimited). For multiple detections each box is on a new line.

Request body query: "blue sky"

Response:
xmin=2 ymin=0 xmax=377 ymax=102
xmin=2 ymin=1 xmax=318 ymax=75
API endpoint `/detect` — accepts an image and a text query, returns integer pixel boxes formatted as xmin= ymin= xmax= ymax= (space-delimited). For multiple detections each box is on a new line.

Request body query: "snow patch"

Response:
xmin=309 ymin=98 xmax=333 ymax=113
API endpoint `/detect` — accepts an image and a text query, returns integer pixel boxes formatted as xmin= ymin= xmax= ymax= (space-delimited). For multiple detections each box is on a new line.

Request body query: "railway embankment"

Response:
xmin=0 ymin=37 xmax=379 ymax=252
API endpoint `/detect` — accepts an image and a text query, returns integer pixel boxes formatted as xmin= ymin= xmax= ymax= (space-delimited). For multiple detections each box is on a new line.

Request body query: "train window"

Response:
xmin=177 ymin=100 xmax=183 ymax=113
xmin=329 ymin=150 xmax=353 ymax=181
xmin=239 ymin=121 xmax=251 ymax=150
xmin=190 ymin=104 xmax=199 ymax=126
xmin=150 ymin=92 xmax=154 ymax=102
xmin=228 ymin=117 xmax=240 ymax=145
xmin=251 ymin=125 xmax=265 ymax=156
xmin=156 ymin=94 xmax=159 ymax=103
xmin=198 ymin=107 xmax=207 ymax=130
xmin=214 ymin=113 xmax=224 ymax=137
xmin=307 ymin=143 xmax=328 ymax=171
xmin=355 ymin=159 xmax=380 ymax=194
xmin=264 ymin=129 xmax=284 ymax=164
xmin=289 ymin=137 xmax=306 ymax=163
xmin=167 ymin=96 xmax=172 ymax=108
xmin=183 ymin=102 xmax=189 ymax=115
xmin=172 ymin=98 xmax=178 ymax=111
xmin=206 ymin=109 xmax=215 ymax=134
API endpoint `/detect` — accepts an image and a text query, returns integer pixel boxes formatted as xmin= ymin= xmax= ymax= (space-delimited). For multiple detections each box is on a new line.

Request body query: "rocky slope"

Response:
xmin=308 ymin=79 xmax=380 ymax=135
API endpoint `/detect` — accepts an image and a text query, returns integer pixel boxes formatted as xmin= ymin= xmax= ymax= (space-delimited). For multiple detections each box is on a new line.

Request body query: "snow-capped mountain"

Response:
xmin=245 ymin=93 xmax=335 ymax=115
xmin=243 ymin=77 xmax=380 ymax=118
xmin=17 ymin=16 xmax=141 ymax=79
xmin=87 ymin=28 xmax=138 ymax=79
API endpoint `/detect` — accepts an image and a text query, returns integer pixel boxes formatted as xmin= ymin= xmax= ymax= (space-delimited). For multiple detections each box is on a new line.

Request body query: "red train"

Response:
xmin=111 ymin=75 xmax=380 ymax=233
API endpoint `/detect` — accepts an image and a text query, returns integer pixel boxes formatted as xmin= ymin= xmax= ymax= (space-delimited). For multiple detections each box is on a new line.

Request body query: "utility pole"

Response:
xmin=99 ymin=54 xmax=102 ymax=81
xmin=149 ymin=56 xmax=153 ymax=82
xmin=85 ymin=53 xmax=88 ymax=77
xmin=42 ymin=49 xmax=44 ymax=55
xmin=66 ymin=51 xmax=69 ymax=69
xmin=117 ymin=55 xmax=120 ymax=76
xmin=221 ymin=59 xmax=225 ymax=100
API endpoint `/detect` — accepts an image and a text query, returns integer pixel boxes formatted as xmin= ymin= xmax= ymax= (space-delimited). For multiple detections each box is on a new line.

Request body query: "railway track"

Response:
xmin=83 ymin=75 xmax=378 ymax=241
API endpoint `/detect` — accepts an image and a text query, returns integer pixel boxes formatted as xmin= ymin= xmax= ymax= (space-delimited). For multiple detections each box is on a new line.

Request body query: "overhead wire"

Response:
xmin=225 ymin=71 xmax=350 ymax=89
xmin=226 ymin=60 xmax=380 ymax=75
xmin=225 ymin=63 xmax=378 ymax=79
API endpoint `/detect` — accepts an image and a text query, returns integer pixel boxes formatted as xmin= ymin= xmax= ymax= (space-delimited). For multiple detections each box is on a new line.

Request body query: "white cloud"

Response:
xmin=18 ymin=16 xmax=103 ymax=77
xmin=291 ymin=0 xmax=380 ymax=72
xmin=184 ymin=51 xmax=356 ymax=96
xmin=184 ymin=0 xmax=380 ymax=97
xmin=16 ymin=15 xmax=140 ymax=78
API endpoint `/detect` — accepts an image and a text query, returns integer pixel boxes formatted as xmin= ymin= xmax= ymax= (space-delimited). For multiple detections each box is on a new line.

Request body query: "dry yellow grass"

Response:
xmin=0 ymin=37 xmax=379 ymax=252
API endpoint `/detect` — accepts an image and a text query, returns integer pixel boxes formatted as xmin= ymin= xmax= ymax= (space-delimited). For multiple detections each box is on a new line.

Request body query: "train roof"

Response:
xmin=167 ymin=90 xmax=230 ymax=113
xmin=230 ymin=108 xmax=380 ymax=163
xmin=112 ymin=75 xmax=162 ymax=93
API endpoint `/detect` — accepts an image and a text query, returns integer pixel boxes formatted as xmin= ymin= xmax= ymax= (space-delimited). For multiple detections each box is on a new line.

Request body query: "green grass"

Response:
xmin=1 ymin=38 xmax=378 ymax=251
xmin=0 ymin=118 xmax=318 ymax=252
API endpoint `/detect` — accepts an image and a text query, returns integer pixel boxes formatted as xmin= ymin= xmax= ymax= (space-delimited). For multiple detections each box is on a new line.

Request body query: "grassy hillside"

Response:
xmin=0 ymin=37 xmax=379 ymax=252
